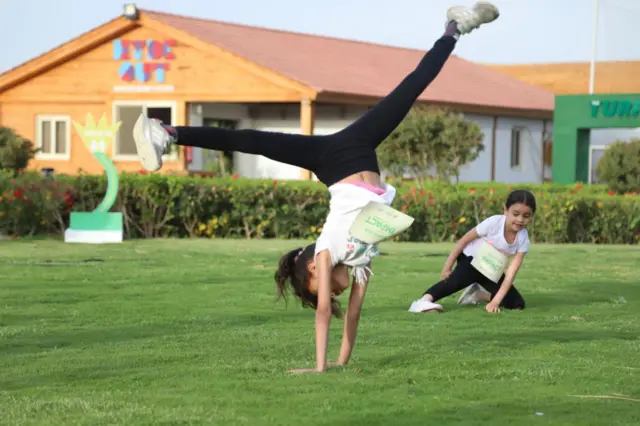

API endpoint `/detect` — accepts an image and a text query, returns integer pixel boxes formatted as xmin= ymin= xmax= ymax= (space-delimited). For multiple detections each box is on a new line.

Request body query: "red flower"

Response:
xmin=468 ymin=188 xmax=475 ymax=194
xmin=273 ymin=180 xmax=278 ymax=185
xmin=419 ymin=189 xmax=426 ymax=196
xmin=402 ymin=194 xmax=410 ymax=199
xmin=489 ymin=188 xmax=495 ymax=194
xmin=576 ymin=184 xmax=583 ymax=190
xmin=13 ymin=189 xmax=22 ymax=198
xmin=410 ymin=187 xmax=416 ymax=195
xmin=232 ymin=173 xmax=239 ymax=179
xmin=608 ymin=190 xmax=615 ymax=196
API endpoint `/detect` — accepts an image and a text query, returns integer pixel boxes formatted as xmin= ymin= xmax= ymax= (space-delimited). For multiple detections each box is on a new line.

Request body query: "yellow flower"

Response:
xmin=458 ymin=217 xmax=466 ymax=223
xmin=597 ymin=201 xmax=603 ymax=208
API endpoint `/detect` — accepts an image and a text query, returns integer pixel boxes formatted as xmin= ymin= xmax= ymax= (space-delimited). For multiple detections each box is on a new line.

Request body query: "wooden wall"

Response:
xmin=488 ymin=61 xmax=640 ymax=95
xmin=0 ymin=24 xmax=303 ymax=175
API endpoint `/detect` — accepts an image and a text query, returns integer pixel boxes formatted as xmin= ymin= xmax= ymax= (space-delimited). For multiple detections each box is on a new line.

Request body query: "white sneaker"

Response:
xmin=408 ymin=299 xmax=443 ymax=313
xmin=446 ymin=1 xmax=500 ymax=35
xmin=133 ymin=113 xmax=174 ymax=172
xmin=458 ymin=283 xmax=492 ymax=305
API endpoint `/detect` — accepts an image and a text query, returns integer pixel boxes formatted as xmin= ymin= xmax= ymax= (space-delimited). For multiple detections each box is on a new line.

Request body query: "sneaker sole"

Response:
xmin=474 ymin=2 xmax=500 ymax=23
xmin=133 ymin=114 xmax=161 ymax=172
xmin=458 ymin=285 xmax=477 ymax=304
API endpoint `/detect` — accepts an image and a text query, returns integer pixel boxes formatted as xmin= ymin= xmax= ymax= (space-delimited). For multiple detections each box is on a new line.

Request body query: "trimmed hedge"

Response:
xmin=1 ymin=171 xmax=639 ymax=244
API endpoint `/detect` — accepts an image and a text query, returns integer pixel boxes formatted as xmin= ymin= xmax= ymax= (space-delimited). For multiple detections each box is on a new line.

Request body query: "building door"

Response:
xmin=202 ymin=118 xmax=237 ymax=175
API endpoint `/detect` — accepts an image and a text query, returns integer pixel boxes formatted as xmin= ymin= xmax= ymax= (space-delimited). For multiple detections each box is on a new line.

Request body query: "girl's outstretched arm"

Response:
xmin=288 ymin=250 xmax=333 ymax=374
xmin=486 ymin=251 xmax=526 ymax=313
xmin=314 ymin=250 xmax=334 ymax=371
xmin=336 ymin=267 xmax=371 ymax=366
xmin=441 ymin=228 xmax=479 ymax=278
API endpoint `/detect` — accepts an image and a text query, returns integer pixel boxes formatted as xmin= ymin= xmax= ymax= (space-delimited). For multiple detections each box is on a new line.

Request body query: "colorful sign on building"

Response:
xmin=113 ymin=39 xmax=176 ymax=84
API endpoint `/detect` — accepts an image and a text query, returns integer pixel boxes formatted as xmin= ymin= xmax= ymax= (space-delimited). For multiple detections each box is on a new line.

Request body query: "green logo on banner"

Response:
xmin=590 ymin=100 xmax=640 ymax=118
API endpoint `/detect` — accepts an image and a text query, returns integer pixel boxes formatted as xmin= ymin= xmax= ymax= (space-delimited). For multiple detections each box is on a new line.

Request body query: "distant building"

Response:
xmin=0 ymin=5 xmax=554 ymax=183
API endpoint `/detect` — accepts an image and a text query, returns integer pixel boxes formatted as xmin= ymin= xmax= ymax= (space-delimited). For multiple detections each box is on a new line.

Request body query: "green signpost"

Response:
xmin=64 ymin=113 xmax=124 ymax=244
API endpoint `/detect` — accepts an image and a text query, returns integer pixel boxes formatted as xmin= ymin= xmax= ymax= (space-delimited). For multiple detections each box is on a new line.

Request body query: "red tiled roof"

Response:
xmin=147 ymin=10 xmax=553 ymax=112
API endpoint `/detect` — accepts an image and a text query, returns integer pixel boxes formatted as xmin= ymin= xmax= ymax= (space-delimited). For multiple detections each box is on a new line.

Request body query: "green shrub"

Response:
xmin=0 ymin=127 xmax=38 ymax=175
xmin=596 ymin=139 xmax=640 ymax=194
xmin=1 ymin=172 xmax=638 ymax=244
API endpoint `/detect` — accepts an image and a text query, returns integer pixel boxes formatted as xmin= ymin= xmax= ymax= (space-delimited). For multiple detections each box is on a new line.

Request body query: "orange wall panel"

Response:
xmin=0 ymin=102 xmax=183 ymax=175
xmin=1 ymin=26 xmax=300 ymax=102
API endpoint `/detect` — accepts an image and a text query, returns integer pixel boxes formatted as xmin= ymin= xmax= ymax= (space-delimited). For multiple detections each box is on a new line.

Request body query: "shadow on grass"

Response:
xmin=0 ymin=310 xmax=313 ymax=357
xmin=322 ymin=398 xmax=625 ymax=426
xmin=461 ymin=329 xmax=638 ymax=347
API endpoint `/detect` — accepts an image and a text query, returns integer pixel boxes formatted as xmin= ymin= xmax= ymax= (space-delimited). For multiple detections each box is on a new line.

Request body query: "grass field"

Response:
xmin=0 ymin=239 xmax=639 ymax=425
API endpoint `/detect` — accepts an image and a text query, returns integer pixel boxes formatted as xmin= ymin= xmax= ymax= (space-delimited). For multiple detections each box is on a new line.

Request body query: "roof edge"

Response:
xmin=0 ymin=16 xmax=140 ymax=94
xmin=140 ymin=11 xmax=318 ymax=99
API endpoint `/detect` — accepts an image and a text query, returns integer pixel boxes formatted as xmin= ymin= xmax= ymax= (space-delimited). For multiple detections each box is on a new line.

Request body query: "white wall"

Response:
xmin=188 ymin=102 xmax=551 ymax=184
xmin=493 ymin=117 xmax=546 ymax=184
xmin=456 ymin=114 xmax=494 ymax=182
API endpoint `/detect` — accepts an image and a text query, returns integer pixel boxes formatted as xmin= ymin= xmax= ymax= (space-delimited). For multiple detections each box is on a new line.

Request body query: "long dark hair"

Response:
xmin=274 ymin=243 xmax=343 ymax=318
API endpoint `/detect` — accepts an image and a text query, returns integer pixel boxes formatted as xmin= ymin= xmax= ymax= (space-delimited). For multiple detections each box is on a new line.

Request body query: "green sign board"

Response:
xmin=552 ymin=94 xmax=640 ymax=184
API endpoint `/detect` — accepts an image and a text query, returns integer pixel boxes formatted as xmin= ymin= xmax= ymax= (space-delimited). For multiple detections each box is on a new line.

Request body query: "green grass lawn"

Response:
xmin=0 ymin=239 xmax=638 ymax=426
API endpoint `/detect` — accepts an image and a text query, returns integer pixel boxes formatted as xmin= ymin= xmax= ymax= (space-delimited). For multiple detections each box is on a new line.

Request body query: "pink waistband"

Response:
xmin=346 ymin=181 xmax=386 ymax=195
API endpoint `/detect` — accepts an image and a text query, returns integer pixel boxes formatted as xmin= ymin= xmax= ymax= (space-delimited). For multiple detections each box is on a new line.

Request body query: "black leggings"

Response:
xmin=425 ymin=253 xmax=526 ymax=310
xmin=173 ymin=36 xmax=457 ymax=186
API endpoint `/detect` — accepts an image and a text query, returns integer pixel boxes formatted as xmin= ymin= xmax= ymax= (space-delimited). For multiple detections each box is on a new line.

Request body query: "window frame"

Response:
xmin=112 ymin=101 xmax=178 ymax=162
xmin=35 ymin=115 xmax=71 ymax=160
xmin=510 ymin=127 xmax=525 ymax=170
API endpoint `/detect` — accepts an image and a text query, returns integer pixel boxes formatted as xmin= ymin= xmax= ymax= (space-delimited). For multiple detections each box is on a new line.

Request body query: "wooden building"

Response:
xmin=0 ymin=5 xmax=555 ymax=183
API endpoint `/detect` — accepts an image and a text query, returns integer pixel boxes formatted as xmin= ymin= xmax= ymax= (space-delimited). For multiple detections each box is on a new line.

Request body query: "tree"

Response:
xmin=377 ymin=106 xmax=484 ymax=185
xmin=596 ymin=139 xmax=640 ymax=194
xmin=0 ymin=127 xmax=37 ymax=176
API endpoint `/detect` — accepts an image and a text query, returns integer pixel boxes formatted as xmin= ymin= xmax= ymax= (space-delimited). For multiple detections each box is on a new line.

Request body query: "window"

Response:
xmin=36 ymin=115 xmax=70 ymax=159
xmin=113 ymin=102 xmax=176 ymax=159
xmin=589 ymin=145 xmax=607 ymax=184
xmin=510 ymin=127 xmax=523 ymax=168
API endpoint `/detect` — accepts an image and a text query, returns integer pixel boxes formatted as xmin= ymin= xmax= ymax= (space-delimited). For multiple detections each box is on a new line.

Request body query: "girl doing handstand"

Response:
xmin=132 ymin=2 xmax=500 ymax=373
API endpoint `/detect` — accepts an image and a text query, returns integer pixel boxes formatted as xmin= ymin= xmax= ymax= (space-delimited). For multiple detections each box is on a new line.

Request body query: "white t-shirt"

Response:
xmin=315 ymin=182 xmax=396 ymax=284
xmin=463 ymin=214 xmax=530 ymax=258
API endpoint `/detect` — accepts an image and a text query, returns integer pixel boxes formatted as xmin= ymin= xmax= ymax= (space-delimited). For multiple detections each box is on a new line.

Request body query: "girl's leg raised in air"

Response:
xmin=132 ymin=2 xmax=499 ymax=173
xmin=337 ymin=2 xmax=500 ymax=149
xmin=132 ymin=114 xmax=329 ymax=173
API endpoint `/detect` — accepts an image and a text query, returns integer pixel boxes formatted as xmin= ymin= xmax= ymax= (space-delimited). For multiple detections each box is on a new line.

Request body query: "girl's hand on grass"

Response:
xmin=288 ymin=368 xmax=324 ymax=374
xmin=485 ymin=303 xmax=500 ymax=313
xmin=289 ymin=362 xmax=344 ymax=373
